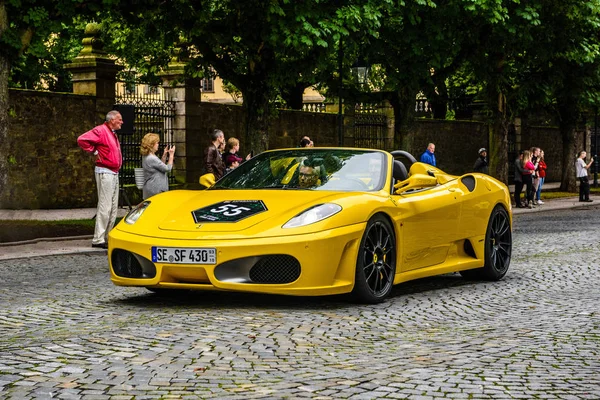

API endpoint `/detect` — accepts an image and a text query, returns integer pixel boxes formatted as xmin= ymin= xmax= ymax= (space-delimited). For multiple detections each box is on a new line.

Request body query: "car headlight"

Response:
xmin=283 ymin=203 xmax=342 ymax=228
xmin=125 ymin=201 xmax=151 ymax=225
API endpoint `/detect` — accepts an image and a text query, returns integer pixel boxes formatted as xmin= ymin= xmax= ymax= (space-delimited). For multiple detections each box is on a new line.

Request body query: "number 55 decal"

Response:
xmin=193 ymin=200 xmax=268 ymax=223
xmin=210 ymin=204 xmax=251 ymax=216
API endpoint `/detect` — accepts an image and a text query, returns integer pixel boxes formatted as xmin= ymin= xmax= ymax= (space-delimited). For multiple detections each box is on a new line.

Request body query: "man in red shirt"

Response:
xmin=77 ymin=110 xmax=123 ymax=249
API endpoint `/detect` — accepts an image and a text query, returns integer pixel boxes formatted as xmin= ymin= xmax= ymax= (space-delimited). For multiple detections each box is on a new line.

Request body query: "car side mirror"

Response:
xmin=394 ymin=173 xmax=438 ymax=194
xmin=199 ymin=173 xmax=216 ymax=188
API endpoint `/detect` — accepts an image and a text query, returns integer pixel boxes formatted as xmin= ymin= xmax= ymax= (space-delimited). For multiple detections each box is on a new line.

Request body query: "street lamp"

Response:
xmin=337 ymin=39 xmax=344 ymax=147
xmin=595 ymin=107 xmax=598 ymax=187
xmin=351 ymin=58 xmax=370 ymax=90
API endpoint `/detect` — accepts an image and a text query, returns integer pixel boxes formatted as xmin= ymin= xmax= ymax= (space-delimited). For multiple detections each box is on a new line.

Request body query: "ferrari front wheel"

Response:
xmin=461 ymin=205 xmax=512 ymax=280
xmin=352 ymin=215 xmax=396 ymax=304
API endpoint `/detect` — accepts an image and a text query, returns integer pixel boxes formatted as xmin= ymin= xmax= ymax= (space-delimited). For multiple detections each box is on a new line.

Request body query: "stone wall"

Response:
xmin=407 ymin=119 xmax=488 ymax=175
xmin=2 ymin=89 xmax=110 ymax=209
xmin=522 ymin=126 xmax=588 ymax=183
xmin=186 ymin=103 xmax=339 ymax=183
xmin=186 ymin=102 xmax=246 ymax=183
xmin=3 ymin=89 xmax=588 ymax=209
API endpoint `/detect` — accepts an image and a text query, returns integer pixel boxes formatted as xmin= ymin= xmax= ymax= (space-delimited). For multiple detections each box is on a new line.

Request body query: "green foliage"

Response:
xmin=221 ymin=80 xmax=242 ymax=103
xmin=1 ymin=1 xmax=95 ymax=91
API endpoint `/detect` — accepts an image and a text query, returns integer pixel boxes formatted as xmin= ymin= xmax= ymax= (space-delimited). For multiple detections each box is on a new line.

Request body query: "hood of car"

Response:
xmin=155 ymin=189 xmax=338 ymax=232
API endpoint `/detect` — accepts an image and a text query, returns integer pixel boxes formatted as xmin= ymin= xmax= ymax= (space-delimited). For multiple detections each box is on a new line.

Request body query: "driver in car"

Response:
xmin=298 ymin=163 xmax=321 ymax=188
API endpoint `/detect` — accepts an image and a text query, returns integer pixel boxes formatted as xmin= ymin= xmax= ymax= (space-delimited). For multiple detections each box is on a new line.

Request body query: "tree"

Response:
xmin=101 ymin=0 xmax=388 ymax=154
xmin=526 ymin=0 xmax=600 ymax=191
xmin=221 ymin=80 xmax=242 ymax=104
xmin=0 ymin=0 xmax=97 ymax=207
xmin=9 ymin=20 xmax=86 ymax=91
xmin=358 ymin=0 xmax=509 ymax=155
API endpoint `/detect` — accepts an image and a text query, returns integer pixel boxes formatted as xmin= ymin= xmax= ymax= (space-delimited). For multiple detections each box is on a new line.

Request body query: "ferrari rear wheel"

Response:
xmin=461 ymin=205 xmax=512 ymax=280
xmin=352 ymin=215 xmax=396 ymax=303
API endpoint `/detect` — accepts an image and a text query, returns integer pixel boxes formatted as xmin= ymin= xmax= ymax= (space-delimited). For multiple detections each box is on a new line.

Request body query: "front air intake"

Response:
xmin=249 ymin=255 xmax=301 ymax=284
xmin=112 ymin=249 xmax=146 ymax=278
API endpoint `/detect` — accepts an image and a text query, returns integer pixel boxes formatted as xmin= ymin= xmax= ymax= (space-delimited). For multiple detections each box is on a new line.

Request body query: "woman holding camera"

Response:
xmin=140 ymin=133 xmax=175 ymax=200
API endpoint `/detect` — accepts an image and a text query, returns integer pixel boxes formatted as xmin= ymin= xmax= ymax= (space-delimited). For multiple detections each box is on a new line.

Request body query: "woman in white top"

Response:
xmin=140 ymin=133 xmax=175 ymax=199
xmin=575 ymin=150 xmax=594 ymax=202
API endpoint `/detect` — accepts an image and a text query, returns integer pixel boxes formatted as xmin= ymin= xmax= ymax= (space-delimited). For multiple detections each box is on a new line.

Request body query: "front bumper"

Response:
xmin=108 ymin=223 xmax=366 ymax=296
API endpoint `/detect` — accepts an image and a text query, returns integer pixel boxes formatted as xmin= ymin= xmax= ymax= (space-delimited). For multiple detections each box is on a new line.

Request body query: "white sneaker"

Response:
xmin=537 ymin=200 xmax=544 ymax=204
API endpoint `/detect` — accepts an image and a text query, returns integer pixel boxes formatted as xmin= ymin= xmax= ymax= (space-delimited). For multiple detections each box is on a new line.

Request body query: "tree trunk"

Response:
xmin=488 ymin=101 xmax=509 ymax=184
xmin=0 ymin=0 xmax=10 ymax=207
xmin=558 ymin=116 xmax=578 ymax=192
xmin=281 ymin=82 xmax=306 ymax=110
xmin=390 ymin=87 xmax=418 ymax=153
xmin=429 ymin=77 xmax=448 ymax=120
xmin=486 ymin=52 xmax=509 ymax=184
xmin=243 ymin=85 xmax=271 ymax=155
xmin=0 ymin=55 xmax=9 ymax=208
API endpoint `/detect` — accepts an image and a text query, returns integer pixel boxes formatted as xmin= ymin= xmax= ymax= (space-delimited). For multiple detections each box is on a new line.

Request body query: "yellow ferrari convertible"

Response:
xmin=109 ymin=148 xmax=512 ymax=303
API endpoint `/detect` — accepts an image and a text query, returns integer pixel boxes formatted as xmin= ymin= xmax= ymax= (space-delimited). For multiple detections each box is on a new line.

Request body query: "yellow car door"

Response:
xmin=391 ymin=183 xmax=463 ymax=271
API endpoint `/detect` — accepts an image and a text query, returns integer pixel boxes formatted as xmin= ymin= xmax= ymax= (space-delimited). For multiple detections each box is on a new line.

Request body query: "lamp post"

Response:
xmin=595 ymin=107 xmax=598 ymax=187
xmin=338 ymin=38 xmax=344 ymax=147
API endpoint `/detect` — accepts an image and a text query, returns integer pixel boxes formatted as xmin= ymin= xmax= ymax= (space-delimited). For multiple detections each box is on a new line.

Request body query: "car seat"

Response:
xmin=393 ymin=160 xmax=408 ymax=182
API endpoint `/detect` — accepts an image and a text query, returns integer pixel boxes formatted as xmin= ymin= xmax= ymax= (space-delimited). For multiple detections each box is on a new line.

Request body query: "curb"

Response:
xmin=0 ymin=235 xmax=93 ymax=247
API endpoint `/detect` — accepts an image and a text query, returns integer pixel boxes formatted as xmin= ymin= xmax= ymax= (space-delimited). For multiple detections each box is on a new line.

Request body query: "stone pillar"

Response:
xmin=159 ymin=59 xmax=202 ymax=185
xmin=64 ymin=23 xmax=122 ymax=101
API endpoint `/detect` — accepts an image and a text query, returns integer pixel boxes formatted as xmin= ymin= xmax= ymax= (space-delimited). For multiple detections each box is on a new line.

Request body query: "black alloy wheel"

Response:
xmin=352 ymin=215 xmax=397 ymax=303
xmin=461 ymin=205 xmax=512 ymax=280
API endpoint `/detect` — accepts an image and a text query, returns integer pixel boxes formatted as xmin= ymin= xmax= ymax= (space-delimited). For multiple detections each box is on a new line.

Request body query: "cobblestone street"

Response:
xmin=1 ymin=206 xmax=599 ymax=399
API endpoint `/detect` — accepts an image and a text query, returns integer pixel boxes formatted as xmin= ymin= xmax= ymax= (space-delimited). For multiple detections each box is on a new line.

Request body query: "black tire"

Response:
xmin=461 ymin=205 xmax=512 ymax=280
xmin=351 ymin=215 xmax=397 ymax=303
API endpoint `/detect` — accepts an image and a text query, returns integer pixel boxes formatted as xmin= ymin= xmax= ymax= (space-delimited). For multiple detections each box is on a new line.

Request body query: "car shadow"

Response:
xmin=111 ymin=272 xmax=483 ymax=310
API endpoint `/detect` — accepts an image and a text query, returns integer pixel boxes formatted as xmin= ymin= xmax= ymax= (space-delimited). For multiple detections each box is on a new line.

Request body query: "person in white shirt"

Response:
xmin=575 ymin=150 xmax=594 ymax=202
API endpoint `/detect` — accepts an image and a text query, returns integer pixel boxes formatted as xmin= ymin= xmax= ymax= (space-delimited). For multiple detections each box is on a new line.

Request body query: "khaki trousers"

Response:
xmin=93 ymin=173 xmax=119 ymax=245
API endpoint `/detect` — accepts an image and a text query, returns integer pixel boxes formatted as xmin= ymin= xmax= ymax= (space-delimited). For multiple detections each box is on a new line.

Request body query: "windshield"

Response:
xmin=211 ymin=149 xmax=387 ymax=191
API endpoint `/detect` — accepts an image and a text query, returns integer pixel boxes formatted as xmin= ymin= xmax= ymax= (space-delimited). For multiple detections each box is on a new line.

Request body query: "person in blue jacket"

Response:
xmin=420 ymin=143 xmax=436 ymax=166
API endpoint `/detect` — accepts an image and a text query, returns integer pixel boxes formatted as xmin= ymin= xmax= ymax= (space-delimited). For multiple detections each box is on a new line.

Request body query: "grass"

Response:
xmin=0 ymin=218 xmax=122 ymax=243
xmin=539 ymin=185 xmax=600 ymax=200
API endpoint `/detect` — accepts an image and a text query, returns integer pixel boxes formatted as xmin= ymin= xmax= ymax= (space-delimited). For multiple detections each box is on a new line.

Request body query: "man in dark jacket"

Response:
xmin=204 ymin=129 xmax=226 ymax=180
xmin=473 ymin=148 xmax=489 ymax=174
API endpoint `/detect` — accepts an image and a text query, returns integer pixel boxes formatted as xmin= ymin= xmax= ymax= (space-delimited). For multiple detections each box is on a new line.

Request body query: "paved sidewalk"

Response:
xmin=1 ymin=194 xmax=598 ymax=261
xmin=0 ymin=207 xmax=129 ymax=221
xmin=0 ymin=207 xmax=129 ymax=261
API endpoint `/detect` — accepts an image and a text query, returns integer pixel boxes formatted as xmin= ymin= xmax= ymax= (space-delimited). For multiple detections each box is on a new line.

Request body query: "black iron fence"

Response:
xmin=114 ymin=82 xmax=176 ymax=188
xmin=352 ymin=103 xmax=388 ymax=150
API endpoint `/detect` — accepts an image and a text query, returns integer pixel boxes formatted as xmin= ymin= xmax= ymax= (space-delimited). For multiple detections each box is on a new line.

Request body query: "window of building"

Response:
xmin=202 ymin=77 xmax=215 ymax=93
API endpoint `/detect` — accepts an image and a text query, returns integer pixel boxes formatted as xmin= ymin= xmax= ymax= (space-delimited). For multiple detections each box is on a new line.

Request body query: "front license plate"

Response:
xmin=151 ymin=247 xmax=216 ymax=264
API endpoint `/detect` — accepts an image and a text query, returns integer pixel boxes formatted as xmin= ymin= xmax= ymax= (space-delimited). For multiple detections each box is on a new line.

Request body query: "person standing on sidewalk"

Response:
xmin=140 ymin=133 xmax=175 ymax=200
xmin=535 ymin=150 xmax=547 ymax=204
xmin=204 ymin=129 xmax=226 ymax=180
xmin=420 ymin=143 xmax=436 ymax=166
xmin=77 ymin=110 xmax=123 ymax=249
xmin=530 ymin=147 xmax=541 ymax=200
xmin=522 ymin=150 xmax=536 ymax=208
xmin=473 ymin=148 xmax=489 ymax=174
xmin=514 ymin=150 xmax=525 ymax=207
xmin=576 ymin=150 xmax=594 ymax=202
